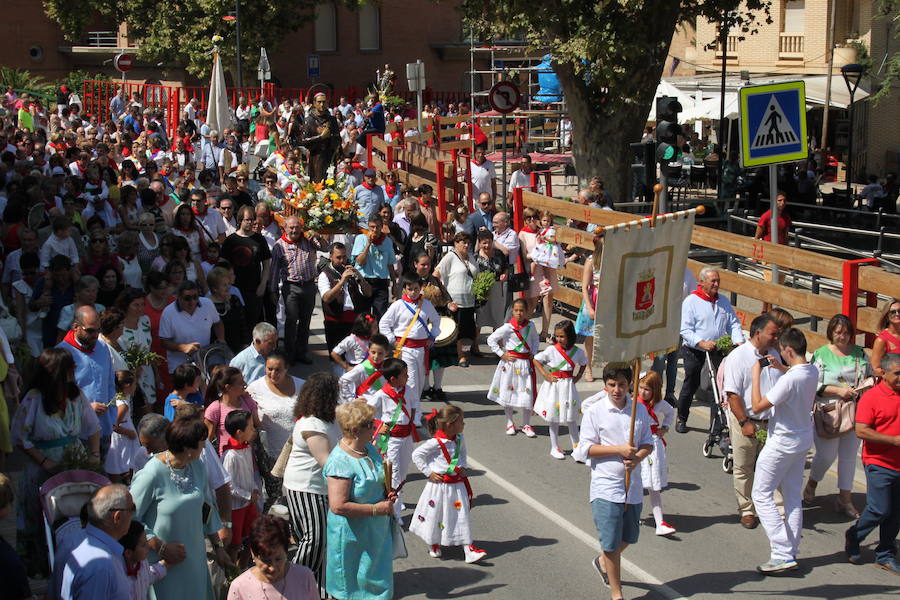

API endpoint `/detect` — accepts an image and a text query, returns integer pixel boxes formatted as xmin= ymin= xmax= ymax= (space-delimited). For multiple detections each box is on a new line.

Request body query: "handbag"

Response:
xmin=271 ymin=434 xmax=293 ymax=479
xmin=813 ymin=399 xmax=856 ymax=439
xmin=508 ymin=272 xmax=529 ymax=293
xmin=391 ymin=516 xmax=408 ymax=560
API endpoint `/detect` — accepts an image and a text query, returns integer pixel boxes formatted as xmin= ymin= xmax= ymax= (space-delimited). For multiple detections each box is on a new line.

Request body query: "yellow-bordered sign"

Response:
xmin=739 ymin=81 xmax=807 ymax=168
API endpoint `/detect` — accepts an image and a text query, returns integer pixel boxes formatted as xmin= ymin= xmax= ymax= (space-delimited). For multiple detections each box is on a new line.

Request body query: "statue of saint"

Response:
xmin=299 ymin=92 xmax=341 ymax=182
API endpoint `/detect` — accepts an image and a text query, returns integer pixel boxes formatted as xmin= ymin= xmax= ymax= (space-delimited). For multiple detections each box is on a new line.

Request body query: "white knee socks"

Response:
xmin=549 ymin=423 xmax=560 ymax=450
xmin=504 ymin=407 xmax=532 ymax=429
xmin=649 ymin=490 xmax=664 ymax=527
xmin=567 ymin=420 xmax=579 ymax=447
xmin=504 ymin=406 xmax=516 ymax=428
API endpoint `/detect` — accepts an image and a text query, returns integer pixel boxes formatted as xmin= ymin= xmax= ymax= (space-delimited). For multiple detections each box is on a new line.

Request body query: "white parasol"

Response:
xmin=207 ymin=43 xmax=234 ymax=134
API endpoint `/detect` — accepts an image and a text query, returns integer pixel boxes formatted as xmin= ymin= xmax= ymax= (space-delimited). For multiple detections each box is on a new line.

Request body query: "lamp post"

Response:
xmin=223 ymin=0 xmax=243 ymax=88
xmin=841 ymin=63 xmax=865 ymax=204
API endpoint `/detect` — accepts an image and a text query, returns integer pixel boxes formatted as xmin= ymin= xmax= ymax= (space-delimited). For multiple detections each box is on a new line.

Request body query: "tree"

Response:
xmin=460 ymin=0 xmax=771 ymax=201
xmin=42 ymin=0 xmax=341 ymax=81
xmin=871 ymin=0 xmax=899 ymax=102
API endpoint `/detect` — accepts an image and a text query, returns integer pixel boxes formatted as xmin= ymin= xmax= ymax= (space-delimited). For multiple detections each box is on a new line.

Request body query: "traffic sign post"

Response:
xmin=406 ymin=60 xmax=426 ymax=138
xmin=307 ymin=55 xmax=320 ymax=79
xmin=739 ymin=81 xmax=808 ymax=282
xmin=489 ymin=81 xmax=521 ymax=208
xmin=113 ymin=53 xmax=133 ymax=85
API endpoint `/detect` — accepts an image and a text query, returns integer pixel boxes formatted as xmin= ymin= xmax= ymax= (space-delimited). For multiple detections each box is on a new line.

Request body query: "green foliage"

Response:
xmin=122 ymin=343 xmax=162 ymax=371
xmin=472 ymin=270 xmax=497 ymax=306
xmin=41 ymin=0 xmax=338 ymax=79
xmin=870 ymin=0 xmax=899 ymax=102
xmin=0 ymin=67 xmax=56 ymax=100
xmin=715 ymin=335 xmax=735 ymax=356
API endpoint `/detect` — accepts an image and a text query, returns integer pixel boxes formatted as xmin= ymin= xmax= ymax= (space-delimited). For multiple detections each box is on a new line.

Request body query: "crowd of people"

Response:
xmin=0 ymin=82 xmax=898 ymax=600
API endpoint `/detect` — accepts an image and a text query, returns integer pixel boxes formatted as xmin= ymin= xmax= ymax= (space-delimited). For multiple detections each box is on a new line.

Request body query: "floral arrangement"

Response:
xmin=282 ymin=166 xmax=360 ymax=232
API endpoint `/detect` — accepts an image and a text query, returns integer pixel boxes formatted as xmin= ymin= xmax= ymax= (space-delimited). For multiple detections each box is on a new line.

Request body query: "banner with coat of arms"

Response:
xmin=591 ymin=211 xmax=694 ymax=365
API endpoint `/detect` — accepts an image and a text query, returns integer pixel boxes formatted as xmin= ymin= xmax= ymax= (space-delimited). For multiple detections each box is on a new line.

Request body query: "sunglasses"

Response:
xmin=181 ymin=294 xmax=199 ymax=301
xmin=889 ymin=309 xmax=900 ymax=315
xmin=237 ymin=177 xmax=247 ymax=181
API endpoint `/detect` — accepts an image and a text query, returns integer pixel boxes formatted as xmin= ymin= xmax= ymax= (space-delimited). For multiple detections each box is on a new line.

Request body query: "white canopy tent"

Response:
xmin=646 ymin=80 xmax=696 ymax=121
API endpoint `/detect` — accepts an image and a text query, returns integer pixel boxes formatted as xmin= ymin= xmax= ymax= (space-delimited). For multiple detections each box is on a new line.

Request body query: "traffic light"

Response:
xmin=655 ymin=96 xmax=683 ymax=124
xmin=630 ymin=141 xmax=656 ymax=202
xmin=656 ymin=120 xmax=683 ymax=178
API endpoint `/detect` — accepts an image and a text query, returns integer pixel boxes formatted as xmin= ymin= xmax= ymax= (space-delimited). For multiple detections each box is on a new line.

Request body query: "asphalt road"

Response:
xmin=291 ymin=318 xmax=898 ymax=600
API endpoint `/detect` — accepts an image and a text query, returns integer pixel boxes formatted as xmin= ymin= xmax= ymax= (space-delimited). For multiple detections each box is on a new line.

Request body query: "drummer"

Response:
xmin=434 ymin=232 xmax=479 ymax=369
xmin=412 ymin=252 xmax=457 ymax=402
xmin=379 ymin=272 xmax=441 ymax=405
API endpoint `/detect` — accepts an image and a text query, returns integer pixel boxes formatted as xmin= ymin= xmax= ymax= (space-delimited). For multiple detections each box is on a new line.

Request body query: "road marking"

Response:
xmin=467 ymin=455 xmax=684 ymax=600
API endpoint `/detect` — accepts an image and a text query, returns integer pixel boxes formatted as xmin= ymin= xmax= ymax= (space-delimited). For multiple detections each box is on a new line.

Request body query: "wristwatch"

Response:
xmin=738 ymin=418 xmax=750 ymax=427
xmin=222 ymin=521 xmax=232 ymax=529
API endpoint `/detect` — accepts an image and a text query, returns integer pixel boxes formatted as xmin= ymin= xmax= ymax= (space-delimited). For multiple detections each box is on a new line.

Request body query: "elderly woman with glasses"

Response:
xmin=256 ymin=172 xmax=285 ymax=210
xmin=323 ymin=402 xmax=396 ymax=600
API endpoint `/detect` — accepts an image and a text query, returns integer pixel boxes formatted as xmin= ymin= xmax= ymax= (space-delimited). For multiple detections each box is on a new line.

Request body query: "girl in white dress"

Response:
xmin=330 ymin=313 xmax=377 ymax=376
xmin=410 ymin=405 xmax=486 ymax=564
xmin=487 ymin=299 xmax=541 ymax=437
xmin=636 ymin=371 xmax=676 ymax=536
xmin=104 ymin=370 xmax=143 ymax=481
xmin=532 ymin=320 xmax=587 ymax=460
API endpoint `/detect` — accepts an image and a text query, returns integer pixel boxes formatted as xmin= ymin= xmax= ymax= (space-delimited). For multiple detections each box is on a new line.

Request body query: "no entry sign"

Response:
xmin=489 ymin=81 xmax=521 ymax=114
xmin=114 ymin=53 xmax=134 ymax=73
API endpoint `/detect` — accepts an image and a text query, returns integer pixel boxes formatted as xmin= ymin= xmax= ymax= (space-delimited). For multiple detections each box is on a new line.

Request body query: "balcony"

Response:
xmin=84 ymin=31 xmax=118 ymax=47
xmin=715 ymin=35 xmax=739 ymax=60
xmin=779 ymin=33 xmax=804 ymax=59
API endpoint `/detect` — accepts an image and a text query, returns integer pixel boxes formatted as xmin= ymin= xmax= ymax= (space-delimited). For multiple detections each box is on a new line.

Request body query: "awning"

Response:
xmin=646 ymin=80 xmax=696 ymax=121
xmin=680 ymin=93 xmax=739 ymax=122
xmin=802 ymin=75 xmax=869 ymax=109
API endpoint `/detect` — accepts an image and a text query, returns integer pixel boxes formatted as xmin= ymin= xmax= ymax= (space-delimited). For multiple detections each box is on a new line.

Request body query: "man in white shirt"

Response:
xmin=675 ymin=267 xmax=744 ymax=433
xmin=469 ymin=146 xmax=497 ymax=201
xmin=749 ymin=328 xmax=818 ymax=574
xmin=723 ymin=313 xmax=783 ymax=529
xmin=183 ymin=98 xmax=199 ymax=127
xmin=491 ymin=211 xmax=519 ymax=265
xmin=188 ymin=188 xmax=227 ymax=244
xmin=573 ymin=366 xmax=653 ymax=600
xmin=507 ymin=155 xmax=539 ymax=203
xmin=159 ymin=281 xmax=225 ymax=373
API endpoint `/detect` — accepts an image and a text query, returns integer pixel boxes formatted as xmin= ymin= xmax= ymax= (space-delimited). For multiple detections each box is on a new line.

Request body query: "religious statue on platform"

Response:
xmin=300 ymin=92 xmax=341 ymax=182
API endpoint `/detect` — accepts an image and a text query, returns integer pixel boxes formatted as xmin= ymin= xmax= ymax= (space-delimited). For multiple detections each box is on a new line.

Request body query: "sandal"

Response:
xmin=458 ymin=358 xmax=470 ymax=368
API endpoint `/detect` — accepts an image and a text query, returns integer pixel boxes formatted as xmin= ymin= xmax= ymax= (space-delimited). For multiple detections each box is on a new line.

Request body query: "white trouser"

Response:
xmin=809 ymin=431 xmax=860 ymax=491
xmin=399 ymin=346 xmax=427 ymax=411
xmin=752 ymin=445 xmax=806 ymax=561
xmin=385 ymin=434 xmax=413 ymax=520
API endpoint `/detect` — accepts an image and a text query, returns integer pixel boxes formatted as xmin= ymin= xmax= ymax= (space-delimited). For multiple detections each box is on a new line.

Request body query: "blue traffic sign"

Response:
xmin=738 ymin=81 xmax=808 ymax=167
xmin=307 ymin=55 xmax=320 ymax=79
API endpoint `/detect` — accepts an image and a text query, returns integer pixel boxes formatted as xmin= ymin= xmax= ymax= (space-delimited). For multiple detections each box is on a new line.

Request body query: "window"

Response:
xmin=358 ymin=4 xmax=380 ymax=51
xmin=314 ymin=3 xmax=336 ymax=52
xmin=783 ymin=0 xmax=805 ymax=32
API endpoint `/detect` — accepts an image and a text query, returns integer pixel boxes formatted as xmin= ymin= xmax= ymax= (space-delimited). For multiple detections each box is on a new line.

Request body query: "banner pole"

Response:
xmin=625 ymin=356 xmax=641 ymax=491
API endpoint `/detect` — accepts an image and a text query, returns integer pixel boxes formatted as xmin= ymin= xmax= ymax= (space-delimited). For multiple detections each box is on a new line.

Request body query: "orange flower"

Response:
xmin=314 ymin=182 xmax=324 ymax=192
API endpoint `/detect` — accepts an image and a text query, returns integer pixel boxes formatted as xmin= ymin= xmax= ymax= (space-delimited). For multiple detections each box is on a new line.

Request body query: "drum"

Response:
xmin=434 ymin=316 xmax=459 ymax=347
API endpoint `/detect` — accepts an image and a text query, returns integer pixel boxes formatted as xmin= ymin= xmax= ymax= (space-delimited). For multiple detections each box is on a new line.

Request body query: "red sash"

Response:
xmin=435 ymin=435 xmax=473 ymax=501
xmin=355 ymin=361 xmax=384 ymax=396
xmin=638 ymin=398 xmax=666 ymax=446
xmin=877 ymin=330 xmax=900 ymax=353
xmin=554 ymin=343 xmax=576 ymax=370
xmin=375 ymin=384 xmax=421 ymax=442
xmin=403 ymin=337 xmax=431 ymax=376
xmin=553 ymin=371 xmax=573 ymax=379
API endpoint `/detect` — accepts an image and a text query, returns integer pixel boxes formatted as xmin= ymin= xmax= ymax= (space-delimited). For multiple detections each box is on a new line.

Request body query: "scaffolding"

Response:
xmin=467 ymin=42 xmax=570 ymax=153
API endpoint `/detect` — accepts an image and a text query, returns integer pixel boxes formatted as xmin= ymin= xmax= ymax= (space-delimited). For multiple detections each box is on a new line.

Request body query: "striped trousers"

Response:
xmin=285 ymin=489 xmax=328 ymax=594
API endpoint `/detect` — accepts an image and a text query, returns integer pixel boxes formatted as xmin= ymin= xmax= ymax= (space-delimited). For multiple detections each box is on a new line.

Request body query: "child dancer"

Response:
xmin=636 ymin=371 xmax=676 ymax=536
xmin=222 ymin=409 xmax=261 ymax=567
xmin=530 ymin=216 xmax=565 ymax=343
xmin=371 ymin=358 xmax=419 ymax=519
xmin=410 ymin=405 xmax=486 ymax=564
xmin=330 ymin=313 xmax=378 ymax=375
xmin=338 ymin=334 xmax=391 ymax=404
xmin=105 ymin=371 xmax=143 ymax=482
xmin=533 ymin=320 xmax=587 ymax=459
xmin=120 ymin=520 xmax=168 ymax=600
xmin=379 ymin=274 xmax=441 ymax=403
xmin=487 ymin=299 xmax=541 ymax=437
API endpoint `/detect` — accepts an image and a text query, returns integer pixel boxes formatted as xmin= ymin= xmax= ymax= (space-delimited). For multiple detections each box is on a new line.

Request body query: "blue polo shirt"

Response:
xmin=57 ymin=338 xmax=117 ymax=437
xmin=354 ymin=184 xmax=387 ymax=227
xmin=351 ymin=234 xmax=396 ymax=280
xmin=59 ymin=525 xmax=129 ymax=600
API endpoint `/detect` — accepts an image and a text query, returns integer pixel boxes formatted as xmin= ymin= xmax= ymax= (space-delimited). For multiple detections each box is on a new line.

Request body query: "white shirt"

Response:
xmin=39 ymin=233 xmax=80 ymax=268
xmin=509 ymin=169 xmax=540 ymax=193
xmin=680 ymin=293 xmax=744 ymax=349
xmin=572 ymin=394 xmax=653 ymax=504
xmin=158 ymin=297 xmax=221 ymax=372
xmin=246 ymin=375 xmax=305 ymax=456
xmin=202 ymin=439 xmax=231 ymax=490
xmin=370 ymin=384 xmax=419 ymax=424
xmin=378 ymin=297 xmax=441 ymax=344
xmin=195 ymin=209 xmax=227 ymax=241
xmin=222 ymin=445 xmax=258 ymax=509
xmin=284 ymin=416 xmax=340 ymax=495
xmin=412 ymin=435 xmax=468 ymax=477
xmin=316 ymin=271 xmax=355 ymax=312
xmin=435 ymin=251 xmax=478 ymax=308
xmin=470 ymin=159 xmax=496 ymax=199
xmin=723 ymin=342 xmax=782 ymax=420
xmin=764 ymin=362 xmax=818 ymax=454
xmin=493 ymin=227 xmax=520 ymax=265
xmin=332 ymin=334 xmax=369 ymax=366
xmin=82 ymin=200 xmax=122 ymax=229
xmin=338 ymin=360 xmax=386 ymax=405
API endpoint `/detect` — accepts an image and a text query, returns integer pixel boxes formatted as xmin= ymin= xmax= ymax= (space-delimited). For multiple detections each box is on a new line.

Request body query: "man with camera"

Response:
xmin=269 ymin=216 xmax=328 ymax=364
xmin=318 ymin=242 xmax=373 ymax=369
xmin=723 ymin=313 xmax=783 ymax=529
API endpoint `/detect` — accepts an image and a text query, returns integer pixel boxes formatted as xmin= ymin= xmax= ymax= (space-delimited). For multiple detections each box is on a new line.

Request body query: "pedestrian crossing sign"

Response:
xmin=738 ymin=81 xmax=808 ymax=167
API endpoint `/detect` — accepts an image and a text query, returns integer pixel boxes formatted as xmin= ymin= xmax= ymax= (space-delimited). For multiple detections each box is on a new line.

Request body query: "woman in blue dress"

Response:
xmin=130 ymin=415 xmax=228 ymax=600
xmin=324 ymin=402 xmax=396 ymax=600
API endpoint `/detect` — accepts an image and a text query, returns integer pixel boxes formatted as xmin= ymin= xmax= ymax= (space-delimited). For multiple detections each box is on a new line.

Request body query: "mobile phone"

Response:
xmin=758 ymin=357 xmax=770 ymax=368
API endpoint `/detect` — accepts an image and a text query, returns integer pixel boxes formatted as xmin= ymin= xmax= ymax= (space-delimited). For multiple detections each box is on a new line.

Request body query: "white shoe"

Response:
xmin=429 ymin=545 xmax=442 ymax=558
xmin=521 ymin=425 xmax=537 ymax=438
xmin=550 ymin=447 xmax=565 ymax=459
xmin=655 ymin=522 xmax=676 ymax=536
xmin=505 ymin=425 xmax=517 ymax=436
xmin=464 ymin=544 xmax=487 ymax=563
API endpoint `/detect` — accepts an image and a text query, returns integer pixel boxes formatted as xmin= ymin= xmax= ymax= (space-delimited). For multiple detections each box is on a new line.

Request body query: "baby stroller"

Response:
xmin=700 ymin=351 xmax=733 ymax=473
xmin=194 ymin=342 xmax=236 ymax=389
xmin=40 ymin=470 xmax=111 ymax=571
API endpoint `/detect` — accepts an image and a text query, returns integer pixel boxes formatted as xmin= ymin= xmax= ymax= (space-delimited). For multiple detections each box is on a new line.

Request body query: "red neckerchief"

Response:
xmin=385 ymin=185 xmax=397 ymax=197
xmin=362 ymin=181 xmax=375 ymax=191
xmin=554 ymin=343 xmax=575 ymax=369
xmin=63 ymin=329 xmax=94 ymax=355
xmin=191 ymin=206 xmax=207 ymax=216
xmin=222 ymin=436 xmax=249 ymax=451
xmin=118 ymin=253 xmax=135 ymax=262
xmin=355 ymin=359 xmax=384 ymax=396
xmin=74 ymin=162 xmax=86 ymax=175
xmin=371 ymin=231 xmax=386 ymax=246
xmin=280 ymin=233 xmax=298 ymax=245
xmin=521 ymin=225 xmax=538 ymax=234
xmin=176 ymin=226 xmax=194 ymax=233
xmin=401 ymin=294 xmax=420 ymax=304
xmin=508 ymin=318 xmax=532 ymax=353
xmin=434 ymin=429 xmax=456 ymax=442
xmin=416 ymin=196 xmax=429 ymax=210
xmin=125 ymin=559 xmax=141 ymax=578
xmin=691 ymin=285 xmax=718 ymax=303
xmin=472 ymin=158 xmax=485 ymax=166
xmin=637 ymin=397 xmax=666 ymax=446
xmin=383 ymin=382 xmax=405 ymax=404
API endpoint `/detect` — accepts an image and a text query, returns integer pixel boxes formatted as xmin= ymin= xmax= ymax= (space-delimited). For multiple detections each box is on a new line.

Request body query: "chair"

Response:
xmin=690 ymin=165 xmax=706 ymax=189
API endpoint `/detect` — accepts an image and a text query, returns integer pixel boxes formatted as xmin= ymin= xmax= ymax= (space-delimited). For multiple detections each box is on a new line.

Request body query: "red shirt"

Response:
xmin=856 ymin=381 xmax=900 ymax=471
xmin=757 ymin=209 xmax=791 ymax=244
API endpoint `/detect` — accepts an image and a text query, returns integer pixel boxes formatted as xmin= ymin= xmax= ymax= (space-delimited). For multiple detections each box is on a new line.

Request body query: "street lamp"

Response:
xmin=841 ymin=62 xmax=865 ymax=205
xmin=222 ymin=0 xmax=243 ymax=88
